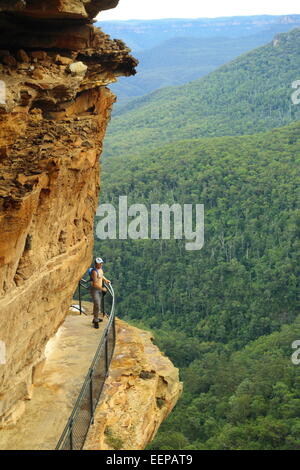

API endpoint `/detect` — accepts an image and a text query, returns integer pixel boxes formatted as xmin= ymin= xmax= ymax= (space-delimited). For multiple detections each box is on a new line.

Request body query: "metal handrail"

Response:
xmin=55 ymin=281 xmax=116 ymax=450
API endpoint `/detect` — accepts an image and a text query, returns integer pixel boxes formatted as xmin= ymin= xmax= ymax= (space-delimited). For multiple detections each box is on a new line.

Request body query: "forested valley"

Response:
xmin=86 ymin=24 xmax=300 ymax=450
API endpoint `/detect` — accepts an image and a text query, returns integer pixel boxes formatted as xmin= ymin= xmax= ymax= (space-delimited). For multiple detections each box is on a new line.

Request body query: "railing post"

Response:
xmin=90 ymin=371 xmax=94 ymax=425
xmin=111 ymin=315 xmax=116 ymax=358
xmin=105 ymin=332 xmax=109 ymax=376
xmin=79 ymin=281 xmax=82 ymax=315
xmin=113 ymin=315 xmax=116 ymax=344
xmin=69 ymin=420 xmax=74 ymax=450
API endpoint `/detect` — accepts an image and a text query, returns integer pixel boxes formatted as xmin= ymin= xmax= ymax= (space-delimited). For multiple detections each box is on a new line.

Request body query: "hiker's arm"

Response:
xmin=103 ymin=275 xmax=111 ymax=283
xmin=91 ymin=270 xmax=98 ymax=287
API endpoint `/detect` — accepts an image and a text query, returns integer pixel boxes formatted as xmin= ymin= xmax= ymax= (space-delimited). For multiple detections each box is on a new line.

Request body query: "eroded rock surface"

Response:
xmin=0 ymin=0 xmax=137 ymax=427
xmin=84 ymin=320 xmax=183 ymax=450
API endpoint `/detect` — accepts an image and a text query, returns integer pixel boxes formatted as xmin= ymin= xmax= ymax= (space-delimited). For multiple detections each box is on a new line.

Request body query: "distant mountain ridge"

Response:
xmin=103 ymin=27 xmax=300 ymax=158
xmin=97 ymin=15 xmax=300 ymax=106
xmin=98 ymin=15 xmax=300 ymax=51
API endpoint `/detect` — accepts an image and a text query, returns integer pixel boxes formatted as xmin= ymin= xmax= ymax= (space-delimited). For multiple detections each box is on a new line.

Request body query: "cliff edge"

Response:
xmin=0 ymin=0 xmax=137 ymax=426
xmin=84 ymin=319 xmax=183 ymax=450
xmin=0 ymin=310 xmax=182 ymax=450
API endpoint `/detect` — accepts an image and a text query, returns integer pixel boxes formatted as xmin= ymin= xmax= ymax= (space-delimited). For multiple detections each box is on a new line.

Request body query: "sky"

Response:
xmin=97 ymin=0 xmax=300 ymax=21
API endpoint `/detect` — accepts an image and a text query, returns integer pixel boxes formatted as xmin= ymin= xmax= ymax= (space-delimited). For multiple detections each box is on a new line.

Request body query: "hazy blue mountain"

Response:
xmin=109 ymin=33 xmax=290 ymax=105
xmin=97 ymin=15 xmax=300 ymax=105
xmin=103 ymin=28 xmax=300 ymax=158
xmin=98 ymin=15 xmax=300 ymax=51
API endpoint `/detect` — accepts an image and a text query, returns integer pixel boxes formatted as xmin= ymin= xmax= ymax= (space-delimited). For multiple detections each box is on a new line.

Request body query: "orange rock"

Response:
xmin=16 ymin=50 xmax=30 ymax=63
xmin=84 ymin=320 xmax=183 ymax=450
xmin=55 ymin=55 xmax=73 ymax=66
xmin=2 ymin=55 xmax=17 ymax=67
xmin=0 ymin=1 xmax=137 ymax=427
xmin=31 ymin=51 xmax=48 ymax=61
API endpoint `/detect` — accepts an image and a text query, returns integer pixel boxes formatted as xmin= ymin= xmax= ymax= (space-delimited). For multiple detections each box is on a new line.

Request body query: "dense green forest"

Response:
xmin=90 ymin=121 xmax=300 ymax=449
xmin=98 ymin=122 xmax=300 ymax=345
xmin=103 ymin=28 xmax=300 ymax=158
xmin=148 ymin=317 xmax=300 ymax=450
xmin=80 ymin=24 xmax=300 ymax=450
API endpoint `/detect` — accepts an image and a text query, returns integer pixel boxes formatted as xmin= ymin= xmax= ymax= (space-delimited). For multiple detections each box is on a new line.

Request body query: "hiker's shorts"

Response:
xmin=90 ymin=287 xmax=104 ymax=321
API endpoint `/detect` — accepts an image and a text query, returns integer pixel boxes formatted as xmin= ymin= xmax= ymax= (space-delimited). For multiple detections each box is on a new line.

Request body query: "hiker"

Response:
xmin=89 ymin=257 xmax=111 ymax=329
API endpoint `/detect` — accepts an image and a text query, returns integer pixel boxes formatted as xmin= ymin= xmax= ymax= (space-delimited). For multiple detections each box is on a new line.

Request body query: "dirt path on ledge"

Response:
xmin=0 ymin=307 xmax=106 ymax=450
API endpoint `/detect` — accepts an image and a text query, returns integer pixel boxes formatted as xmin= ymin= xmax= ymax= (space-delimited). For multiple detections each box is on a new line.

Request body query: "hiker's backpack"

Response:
xmin=88 ymin=267 xmax=98 ymax=282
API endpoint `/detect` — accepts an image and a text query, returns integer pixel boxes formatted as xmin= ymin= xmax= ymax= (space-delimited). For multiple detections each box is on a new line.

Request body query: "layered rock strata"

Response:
xmin=0 ymin=0 xmax=137 ymax=427
xmin=84 ymin=320 xmax=183 ymax=450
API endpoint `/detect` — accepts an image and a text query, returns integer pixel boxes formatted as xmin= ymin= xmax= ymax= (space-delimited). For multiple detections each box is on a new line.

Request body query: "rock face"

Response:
xmin=0 ymin=1 xmax=119 ymax=18
xmin=0 ymin=0 xmax=137 ymax=427
xmin=84 ymin=320 xmax=183 ymax=450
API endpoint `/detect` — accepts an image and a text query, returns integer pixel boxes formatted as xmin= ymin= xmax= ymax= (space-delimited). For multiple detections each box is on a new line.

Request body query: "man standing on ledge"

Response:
xmin=90 ymin=257 xmax=111 ymax=329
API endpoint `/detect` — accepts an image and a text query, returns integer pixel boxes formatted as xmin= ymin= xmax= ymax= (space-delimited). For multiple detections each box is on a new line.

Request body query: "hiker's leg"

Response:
xmin=101 ymin=289 xmax=106 ymax=315
xmin=91 ymin=288 xmax=101 ymax=322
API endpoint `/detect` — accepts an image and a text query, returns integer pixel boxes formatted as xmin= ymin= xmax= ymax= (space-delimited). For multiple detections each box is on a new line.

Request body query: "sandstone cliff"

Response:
xmin=0 ymin=311 xmax=182 ymax=450
xmin=0 ymin=0 xmax=137 ymax=426
xmin=84 ymin=319 xmax=183 ymax=451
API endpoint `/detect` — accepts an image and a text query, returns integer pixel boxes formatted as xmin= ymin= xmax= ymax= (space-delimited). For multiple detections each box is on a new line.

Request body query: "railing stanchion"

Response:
xmin=89 ymin=371 xmax=94 ymax=425
xmin=69 ymin=420 xmax=74 ymax=450
xmin=79 ymin=281 xmax=82 ymax=315
xmin=105 ymin=332 xmax=109 ymax=375
xmin=113 ymin=315 xmax=116 ymax=344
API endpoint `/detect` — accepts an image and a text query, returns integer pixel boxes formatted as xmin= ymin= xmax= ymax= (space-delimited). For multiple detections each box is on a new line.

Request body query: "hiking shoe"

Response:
xmin=92 ymin=319 xmax=103 ymax=328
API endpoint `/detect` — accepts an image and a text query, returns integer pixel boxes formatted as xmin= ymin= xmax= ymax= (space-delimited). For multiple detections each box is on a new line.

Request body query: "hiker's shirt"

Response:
xmin=92 ymin=268 xmax=103 ymax=290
